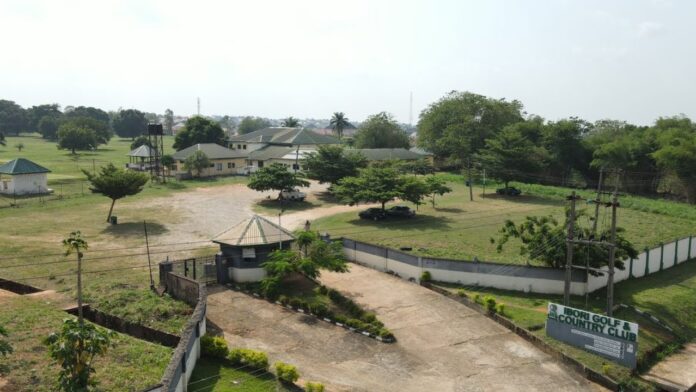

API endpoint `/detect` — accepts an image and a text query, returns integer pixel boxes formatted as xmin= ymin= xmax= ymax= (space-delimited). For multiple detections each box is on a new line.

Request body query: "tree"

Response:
xmin=399 ymin=159 xmax=434 ymax=175
xmin=163 ymin=109 xmax=174 ymax=135
xmin=417 ymin=91 xmax=524 ymax=166
xmin=237 ymin=116 xmax=271 ymax=134
xmin=494 ymin=211 xmax=637 ymax=269
xmin=247 ymin=163 xmax=309 ymax=199
xmin=161 ymin=154 xmax=175 ymax=176
xmin=64 ymin=106 xmax=110 ymax=125
xmin=38 ymin=116 xmax=61 ymax=140
xmin=541 ymin=118 xmax=593 ymax=185
xmin=112 ymin=109 xmax=147 ymax=139
xmin=57 ymin=126 xmax=98 ymax=154
xmin=354 ymin=112 xmax=410 ymax=149
xmin=0 ymin=132 xmax=4 ymax=146
xmin=63 ymin=231 xmax=88 ymax=324
xmin=652 ymin=116 xmax=696 ymax=203
xmin=425 ymin=176 xmax=452 ymax=208
xmin=303 ymin=145 xmax=367 ymax=187
xmin=130 ymin=135 xmax=152 ymax=150
xmin=476 ymin=125 xmax=547 ymax=188
xmin=27 ymin=104 xmax=61 ymax=131
xmin=183 ymin=150 xmax=211 ymax=178
xmin=0 ymin=325 xmax=12 ymax=358
xmin=400 ymin=176 xmax=430 ymax=210
xmin=61 ymin=117 xmax=112 ymax=146
xmin=14 ymin=142 xmax=24 ymax=152
xmin=281 ymin=117 xmax=300 ymax=127
xmin=173 ymin=116 xmax=227 ymax=150
xmin=44 ymin=319 xmax=115 ymax=391
xmin=334 ymin=165 xmax=404 ymax=211
xmin=330 ymin=112 xmax=350 ymax=140
xmin=83 ymin=163 xmax=149 ymax=222
xmin=0 ymin=99 xmax=27 ymax=136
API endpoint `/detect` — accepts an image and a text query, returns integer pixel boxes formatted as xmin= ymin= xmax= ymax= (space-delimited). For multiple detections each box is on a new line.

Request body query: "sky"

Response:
xmin=0 ymin=0 xmax=694 ymax=126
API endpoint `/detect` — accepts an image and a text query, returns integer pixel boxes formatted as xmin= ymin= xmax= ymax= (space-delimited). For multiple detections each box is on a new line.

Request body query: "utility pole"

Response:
xmin=606 ymin=192 xmax=619 ymax=316
xmin=467 ymin=157 xmax=473 ymax=201
xmin=564 ymin=191 xmax=579 ymax=305
xmin=482 ymin=168 xmax=486 ymax=197
xmin=144 ymin=221 xmax=155 ymax=291
xmin=76 ymin=250 xmax=83 ymax=324
xmin=197 ymin=97 xmax=201 ymax=116
xmin=591 ymin=168 xmax=604 ymax=235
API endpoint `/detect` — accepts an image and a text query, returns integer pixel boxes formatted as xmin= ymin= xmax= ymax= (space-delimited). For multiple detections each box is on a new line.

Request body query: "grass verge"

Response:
xmin=188 ymin=357 xmax=295 ymax=392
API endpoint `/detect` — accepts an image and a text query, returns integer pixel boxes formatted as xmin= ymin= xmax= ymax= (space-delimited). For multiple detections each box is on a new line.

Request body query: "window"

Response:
xmin=242 ymin=247 xmax=256 ymax=260
xmin=210 ymin=163 xmax=215 ymax=168
xmin=231 ymin=162 xmax=236 ymax=168
xmin=237 ymin=144 xmax=241 ymax=149
xmin=216 ymin=163 xmax=222 ymax=171
xmin=258 ymin=161 xmax=264 ymax=168
xmin=227 ymin=162 xmax=232 ymax=169
xmin=243 ymin=145 xmax=247 ymax=150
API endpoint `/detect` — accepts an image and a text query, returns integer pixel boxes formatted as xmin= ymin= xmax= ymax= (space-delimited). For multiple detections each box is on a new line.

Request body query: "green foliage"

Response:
xmin=0 ymin=324 xmax=12 ymax=357
xmin=130 ymin=135 xmax=152 ymax=150
xmin=399 ymin=159 xmax=434 ymax=175
xmin=112 ymin=109 xmax=147 ymax=139
xmin=305 ymin=381 xmax=325 ymax=392
xmin=281 ymin=116 xmax=301 ymax=127
xmin=400 ymin=176 xmax=430 ymax=209
xmin=14 ymin=142 xmax=24 ymax=151
xmin=173 ymin=116 xmax=227 ymax=150
xmin=495 ymin=303 xmax=506 ymax=315
xmin=64 ymin=106 xmax=110 ymax=125
xmin=0 ymin=99 xmax=28 ymax=136
xmin=237 ymin=116 xmax=271 ymax=134
xmin=228 ymin=348 xmax=269 ymax=370
xmin=61 ymin=116 xmax=112 ymax=146
xmin=44 ymin=318 xmax=115 ymax=391
xmin=652 ymin=116 xmax=696 ymax=203
xmin=483 ymin=295 xmax=497 ymax=312
xmin=425 ymin=176 xmax=452 ymax=208
xmin=82 ymin=163 xmax=149 ymax=221
xmin=456 ymin=289 xmax=467 ymax=298
xmin=163 ymin=109 xmax=174 ymax=134
xmin=420 ymin=271 xmax=432 ymax=282
xmin=183 ymin=150 xmax=211 ymax=178
xmin=354 ymin=112 xmax=410 ymax=149
xmin=304 ymin=145 xmax=368 ymax=186
xmin=333 ymin=165 xmax=404 ymax=210
xmin=57 ymin=126 xmax=98 ymax=154
xmin=275 ymin=361 xmax=300 ymax=384
xmin=248 ymin=163 xmax=310 ymax=198
xmin=27 ymin=104 xmax=61 ymax=131
xmin=200 ymin=335 xmax=229 ymax=359
xmin=330 ymin=112 xmax=350 ymax=140
xmin=38 ymin=115 xmax=62 ymax=140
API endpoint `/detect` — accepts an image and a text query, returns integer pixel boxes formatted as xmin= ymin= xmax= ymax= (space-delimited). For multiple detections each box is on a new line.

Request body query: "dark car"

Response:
xmin=496 ymin=186 xmax=522 ymax=196
xmin=359 ymin=208 xmax=387 ymax=221
xmin=387 ymin=206 xmax=416 ymax=218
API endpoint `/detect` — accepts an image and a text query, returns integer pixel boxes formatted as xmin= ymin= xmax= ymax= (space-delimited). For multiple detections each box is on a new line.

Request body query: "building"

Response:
xmin=312 ymin=122 xmax=358 ymax=138
xmin=0 ymin=158 xmax=51 ymax=195
xmin=126 ymin=145 xmax=154 ymax=171
xmin=171 ymin=143 xmax=247 ymax=178
xmin=213 ymin=215 xmax=295 ymax=282
xmin=352 ymin=148 xmax=432 ymax=164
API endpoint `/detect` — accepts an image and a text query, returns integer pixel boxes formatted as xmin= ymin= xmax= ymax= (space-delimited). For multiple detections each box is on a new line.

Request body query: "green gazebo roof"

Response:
xmin=0 ymin=158 xmax=51 ymax=175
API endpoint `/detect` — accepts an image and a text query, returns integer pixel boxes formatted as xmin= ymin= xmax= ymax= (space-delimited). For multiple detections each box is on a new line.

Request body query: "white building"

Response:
xmin=0 ymin=158 xmax=51 ymax=195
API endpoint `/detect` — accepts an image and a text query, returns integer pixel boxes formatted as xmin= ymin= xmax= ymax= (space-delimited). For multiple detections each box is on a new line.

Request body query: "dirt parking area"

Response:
xmin=207 ymin=264 xmax=605 ymax=391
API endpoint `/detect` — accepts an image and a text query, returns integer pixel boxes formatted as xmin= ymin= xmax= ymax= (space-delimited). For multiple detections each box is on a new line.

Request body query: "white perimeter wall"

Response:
xmin=171 ymin=309 xmax=206 ymax=392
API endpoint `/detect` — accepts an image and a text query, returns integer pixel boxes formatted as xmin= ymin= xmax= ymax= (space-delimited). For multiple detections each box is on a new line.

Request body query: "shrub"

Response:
xmin=310 ymin=303 xmax=329 ymax=317
xmin=327 ymin=289 xmax=345 ymax=304
xmin=305 ymin=381 xmax=325 ymax=392
xmin=334 ymin=315 xmax=347 ymax=324
xmin=361 ymin=312 xmax=377 ymax=324
xmin=346 ymin=318 xmax=367 ymax=330
xmin=344 ymin=300 xmax=363 ymax=318
xmin=495 ymin=303 xmax=505 ymax=316
xmin=200 ymin=335 xmax=228 ymax=359
xmin=228 ymin=348 xmax=269 ymax=370
xmin=378 ymin=328 xmax=394 ymax=340
xmin=318 ymin=285 xmax=328 ymax=295
xmin=278 ymin=295 xmax=289 ymax=305
xmin=420 ymin=271 xmax=431 ymax=282
xmin=275 ymin=361 xmax=300 ymax=384
xmin=456 ymin=289 xmax=467 ymax=298
xmin=289 ymin=298 xmax=302 ymax=309
xmin=483 ymin=295 xmax=497 ymax=312
xmin=473 ymin=294 xmax=481 ymax=304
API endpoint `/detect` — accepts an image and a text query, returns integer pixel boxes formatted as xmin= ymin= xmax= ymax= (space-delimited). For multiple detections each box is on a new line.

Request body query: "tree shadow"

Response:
xmin=315 ymin=191 xmax=340 ymax=203
xmin=101 ymin=221 xmax=168 ymax=237
xmin=433 ymin=207 xmax=464 ymax=213
xmin=341 ymin=214 xmax=451 ymax=232
xmin=256 ymin=199 xmax=321 ymax=213
xmin=483 ymin=193 xmax=563 ymax=207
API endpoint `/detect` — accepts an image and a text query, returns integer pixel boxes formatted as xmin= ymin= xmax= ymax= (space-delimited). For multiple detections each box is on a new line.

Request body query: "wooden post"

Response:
xmin=144 ymin=221 xmax=155 ymax=290
xmin=467 ymin=157 xmax=473 ymax=202
xmin=591 ymin=168 xmax=604 ymax=235
xmin=564 ymin=191 xmax=577 ymax=306
xmin=77 ymin=252 xmax=84 ymax=325
xmin=606 ymin=193 xmax=618 ymax=317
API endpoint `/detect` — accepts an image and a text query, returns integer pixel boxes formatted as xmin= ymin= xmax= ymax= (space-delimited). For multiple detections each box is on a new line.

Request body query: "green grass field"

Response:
xmin=188 ymin=357 xmax=296 ymax=392
xmin=0 ymin=295 xmax=172 ymax=392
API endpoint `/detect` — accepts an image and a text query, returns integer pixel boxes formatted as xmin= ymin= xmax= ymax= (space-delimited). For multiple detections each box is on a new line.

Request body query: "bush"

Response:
xmin=378 ymin=328 xmax=394 ymax=340
xmin=310 ymin=303 xmax=329 ymax=317
xmin=200 ymin=335 xmax=228 ymax=359
xmin=289 ymin=298 xmax=302 ymax=309
xmin=346 ymin=318 xmax=367 ymax=330
xmin=420 ymin=271 xmax=431 ymax=282
xmin=228 ymin=348 xmax=269 ymax=370
xmin=473 ymin=294 xmax=481 ymax=304
xmin=275 ymin=361 xmax=300 ymax=384
xmin=495 ymin=303 xmax=505 ymax=316
xmin=361 ymin=312 xmax=377 ymax=324
xmin=483 ymin=295 xmax=497 ymax=312
xmin=456 ymin=289 xmax=467 ymax=298
xmin=315 ymin=285 xmax=329 ymax=295
xmin=305 ymin=381 xmax=325 ymax=392
xmin=278 ymin=295 xmax=289 ymax=305
xmin=334 ymin=315 xmax=347 ymax=324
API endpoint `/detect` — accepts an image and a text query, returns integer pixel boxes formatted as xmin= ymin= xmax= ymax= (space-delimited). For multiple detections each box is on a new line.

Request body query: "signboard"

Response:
xmin=546 ymin=303 xmax=638 ymax=368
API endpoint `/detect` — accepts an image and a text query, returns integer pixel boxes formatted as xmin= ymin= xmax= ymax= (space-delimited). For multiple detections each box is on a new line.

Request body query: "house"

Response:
xmin=171 ymin=143 xmax=247 ymax=178
xmin=0 ymin=158 xmax=51 ymax=195
xmin=213 ymin=215 xmax=295 ymax=282
xmin=126 ymin=145 xmax=154 ymax=171
xmin=352 ymin=148 xmax=432 ymax=164
xmin=312 ymin=122 xmax=358 ymax=138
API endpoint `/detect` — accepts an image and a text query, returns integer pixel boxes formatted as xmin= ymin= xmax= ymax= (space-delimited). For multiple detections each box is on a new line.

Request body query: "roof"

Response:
xmin=409 ymin=147 xmax=434 ymax=156
xmin=172 ymin=143 xmax=247 ymax=161
xmin=351 ymin=148 xmax=426 ymax=161
xmin=212 ymin=215 xmax=295 ymax=246
xmin=128 ymin=145 xmax=154 ymax=158
xmin=0 ymin=158 xmax=51 ymax=175
xmin=230 ymin=127 xmax=340 ymax=145
xmin=248 ymin=146 xmax=295 ymax=161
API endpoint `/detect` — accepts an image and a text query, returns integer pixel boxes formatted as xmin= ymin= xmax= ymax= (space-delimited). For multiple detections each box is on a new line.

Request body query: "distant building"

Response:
xmin=312 ymin=122 xmax=357 ymax=138
xmin=126 ymin=145 xmax=154 ymax=171
xmin=351 ymin=148 xmax=428 ymax=162
xmin=171 ymin=143 xmax=247 ymax=178
xmin=0 ymin=158 xmax=51 ymax=195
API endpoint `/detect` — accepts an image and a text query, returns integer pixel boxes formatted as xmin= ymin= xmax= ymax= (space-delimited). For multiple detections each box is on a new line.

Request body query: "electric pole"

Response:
xmin=591 ymin=168 xmax=604 ymax=235
xmin=77 ymin=251 xmax=83 ymax=324
xmin=606 ymin=192 xmax=619 ymax=316
xmin=144 ymin=221 xmax=155 ymax=291
xmin=564 ymin=191 xmax=579 ymax=305
xmin=467 ymin=157 xmax=473 ymax=201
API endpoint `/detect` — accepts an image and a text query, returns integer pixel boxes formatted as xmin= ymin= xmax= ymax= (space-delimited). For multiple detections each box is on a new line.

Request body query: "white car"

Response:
xmin=280 ymin=189 xmax=306 ymax=201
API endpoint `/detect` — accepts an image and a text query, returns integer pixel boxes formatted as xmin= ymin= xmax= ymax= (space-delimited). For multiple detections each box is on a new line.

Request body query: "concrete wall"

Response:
xmin=229 ymin=267 xmax=266 ymax=282
xmin=172 ymin=158 xmax=246 ymax=178
xmin=0 ymin=173 xmax=48 ymax=195
xmin=343 ymin=236 xmax=695 ymax=295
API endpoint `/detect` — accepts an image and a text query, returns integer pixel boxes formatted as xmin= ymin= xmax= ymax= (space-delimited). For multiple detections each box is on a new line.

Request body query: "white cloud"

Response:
xmin=638 ymin=21 xmax=665 ymax=37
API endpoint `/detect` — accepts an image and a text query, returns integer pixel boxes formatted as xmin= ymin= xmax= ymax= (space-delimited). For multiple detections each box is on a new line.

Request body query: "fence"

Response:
xmin=161 ymin=256 xmax=218 ymax=287
xmin=342 ymin=236 xmax=695 ymax=295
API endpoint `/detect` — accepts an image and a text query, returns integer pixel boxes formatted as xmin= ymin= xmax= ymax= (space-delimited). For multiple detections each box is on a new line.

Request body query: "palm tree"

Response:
xmin=282 ymin=117 xmax=300 ymax=127
xmin=63 ymin=231 xmax=88 ymax=324
xmin=330 ymin=112 xmax=349 ymax=140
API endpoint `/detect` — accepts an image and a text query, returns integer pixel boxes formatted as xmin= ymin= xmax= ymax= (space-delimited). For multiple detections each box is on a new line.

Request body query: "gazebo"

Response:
xmin=126 ymin=145 xmax=153 ymax=171
xmin=212 ymin=215 xmax=295 ymax=282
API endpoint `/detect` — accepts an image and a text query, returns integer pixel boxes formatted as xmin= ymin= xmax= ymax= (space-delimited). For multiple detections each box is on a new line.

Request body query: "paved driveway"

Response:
xmin=207 ymin=264 xmax=604 ymax=391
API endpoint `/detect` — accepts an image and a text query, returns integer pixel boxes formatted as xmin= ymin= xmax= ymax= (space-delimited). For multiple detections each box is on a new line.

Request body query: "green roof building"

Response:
xmin=0 ymin=158 xmax=51 ymax=195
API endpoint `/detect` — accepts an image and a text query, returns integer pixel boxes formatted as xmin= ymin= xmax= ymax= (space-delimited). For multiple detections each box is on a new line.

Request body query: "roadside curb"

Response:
xmin=226 ymin=283 xmax=396 ymax=343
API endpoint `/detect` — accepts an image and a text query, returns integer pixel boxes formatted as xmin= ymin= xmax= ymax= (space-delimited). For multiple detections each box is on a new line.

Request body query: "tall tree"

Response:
xmin=652 ymin=116 xmax=696 ymax=203
xmin=476 ymin=125 xmax=547 ymax=188
xmin=417 ymin=91 xmax=523 ymax=166
xmin=183 ymin=150 xmax=211 ymax=177
xmin=163 ymin=109 xmax=174 ymax=135
xmin=113 ymin=109 xmax=148 ymax=139
xmin=0 ymin=99 xmax=27 ymax=136
xmin=38 ymin=116 xmax=61 ymax=140
xmin=330 ymin=112 xmax=350 ymax=140
xmin=334 ymin=165 xmax=405 ymax=211
xmin=64 ymin=106 xmax=110 ymax=125
xmin=173 ymin=116 xmax=227 ymax=150
xmin=354 ymin=112 xmax=410 ymax=149
xmin=541 ymin=118 xmax=593 ymax=185
xmin=281 ymin=117 xmax=301 ymax=127
xmin=83 ymin=163 xmax=149 ymax=222
xmin=130 ymin=135 xmax=152 ymax=150
xmin=237 ymin=116 xmax=271 ymax=134
xmin=247 ymin=163 xmax=310 ymax=200
xmin=425 ymin=176 xmax=452 ymax=208
xmin=27 ymin=104 xmax=61 ymax=131
xmin=61 ymin=117 xmax=112 ymax=146
xmin=303 ymin=145 xmax=367 ymax=187
xmin=57 ymin=126 xmax=98 ymax=154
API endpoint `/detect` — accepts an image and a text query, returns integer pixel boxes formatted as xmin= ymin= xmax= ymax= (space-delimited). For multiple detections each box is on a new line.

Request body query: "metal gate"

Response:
xmin=167 ymin=255 xmax=218 ymax=284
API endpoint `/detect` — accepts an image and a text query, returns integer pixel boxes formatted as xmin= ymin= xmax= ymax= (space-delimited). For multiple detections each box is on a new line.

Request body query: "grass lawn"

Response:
xmin=0 ymin=295 xmax=172 ymax=392
xmin=433 ymin=258 xmax=696 ymax=389
xmin=188 ymin=357 xmax=296 ymax=392
xmin=251 ymin=190 xmax=338 ymax=215
xmin=312 ymin=175 xmax=694 ymax=266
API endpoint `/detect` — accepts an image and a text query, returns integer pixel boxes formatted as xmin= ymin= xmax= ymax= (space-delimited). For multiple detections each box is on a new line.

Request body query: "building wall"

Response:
xmin=172 ymin=158 xmax=246 ymax=178
xmin=0 ymin=173 xmax=49 ymax=195
xmin=219 ymin=242 xmax=293 ymax=282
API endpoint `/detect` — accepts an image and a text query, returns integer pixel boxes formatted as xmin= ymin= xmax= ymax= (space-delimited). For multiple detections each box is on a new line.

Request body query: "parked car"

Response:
xmin=496 ymin=186 xmax=522 ymax=196
xmin=280 ymin=189 xmax=306 ymax=201
xmin=359 ymin=208 xmax=388 ymax=221
xmin=387 ymin=205 xmax=416 ymax=218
